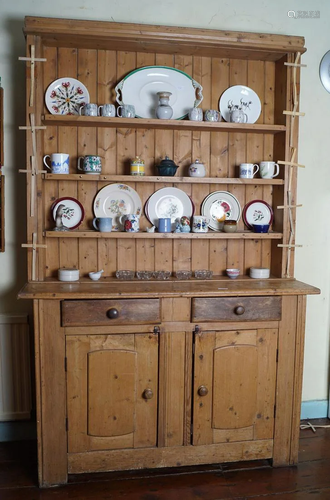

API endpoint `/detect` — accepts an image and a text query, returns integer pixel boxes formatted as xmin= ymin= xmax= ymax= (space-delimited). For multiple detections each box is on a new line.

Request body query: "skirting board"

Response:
xmin=301 ymin=400 xmax=328 ymax=420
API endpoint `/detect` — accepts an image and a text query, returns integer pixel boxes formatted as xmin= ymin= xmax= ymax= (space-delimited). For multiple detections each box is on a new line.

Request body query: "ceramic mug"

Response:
xmin=188 ymin=108 xmax=203 ymax=121
xmin=77 ymin=155 xmax=102 ymax=174
xmin=239 ymin=163 xmax=259 ymax=179
xmin=98 ymin=104 xmax=116 ymax=117
xmin=204 ymin=109 xmax=221 ymax=122
xmin=43 ymin=153 xmax=69 ymax=174
xmin=119 ymin=214 xmax=140 ymax=232
xmin=192 ymin=215 xmax=209 ymax=233
xmin=229 ymin=109 xmax=248 ymax=123
xmin=93 ymin=217 xmax=113 ymax=232
xmin=117 ymin=104 xmax=135 ymax=118
xmin=260 ymin=161 xmax=280 ymax=179
xmin=79 ymin=103 xmax=98 ymax=116
xmin=158 ymin=218 xmax=172 ymax=233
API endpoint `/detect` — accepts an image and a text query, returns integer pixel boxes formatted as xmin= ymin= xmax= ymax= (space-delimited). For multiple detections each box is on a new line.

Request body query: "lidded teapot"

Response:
xmin=156 ymin=155 xmax=179 ymax=176
xmin=188 ymin=159 xmax=206 ymax=177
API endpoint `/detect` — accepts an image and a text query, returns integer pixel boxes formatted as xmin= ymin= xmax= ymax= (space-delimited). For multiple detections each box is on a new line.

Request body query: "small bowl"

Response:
xmin=226 ymin=268 xmax=240 ymax=279
xmin=136 ymin=270 xmax=153 ymax=280
xmin=153 ymin=270 xmax=171 ymax=280
xmin=252 ymin=224 xmax=270 ymax=233
xmin=194 ymin=270 xmax=213 ymax=280
xmin=58 ymin=268 xmax=79 ymax=282
xmin=116 ymin=270 xmax=134 ymax=280
xmin=175 ymin=270 xmax=192 ymax=280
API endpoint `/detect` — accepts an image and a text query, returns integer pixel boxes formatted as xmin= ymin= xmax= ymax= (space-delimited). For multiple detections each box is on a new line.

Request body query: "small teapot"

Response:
xmin=156 ymin=156 xmax=179 ymax=176
xmin=188 ymin=159 xmax=206 ymax=177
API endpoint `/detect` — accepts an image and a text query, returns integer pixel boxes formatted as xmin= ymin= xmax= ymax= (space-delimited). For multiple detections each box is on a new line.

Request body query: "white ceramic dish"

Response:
xmin=93 ymin=184 xmax=142 ymax=231
xmin=45 ymin=77 xmax=90 ymax=115
xmin=52 ymin=197 xmax=85 ymax=230
xmin=219 ymin=85 xmax=261 ymax=123
xmin=115 ymin=66 xmax=203 ymax=119
xmin=146 ymin=187 xmax=194 ymax=230
xmin=250 ymin=267 xmax=270 ymax=279
xmin=201 ymin=191 xmax=241 ymax=231
xmin=58 ymin=268 xmax=80 ymax=281
xmin=319 ymin=51 xmax=330 ymax=93
xmin=88 ymin=270 xmax=104 ymax=281
xmin=243 ymin=200 xmax=273 ymax=230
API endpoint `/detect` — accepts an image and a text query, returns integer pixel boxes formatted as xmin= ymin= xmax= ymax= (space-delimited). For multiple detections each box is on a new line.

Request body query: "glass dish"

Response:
xmin=116 ymin=270 xmax=134 ymax=280
xmin=175 ymin=270 xmax=192 ymax=280
xmin=194 ymin=270 xmax=213 ymax=279
xmin=153 ymin=270 xmax=171 ymax=280
xmin=136 ymin=271 xmax=153 ymax=280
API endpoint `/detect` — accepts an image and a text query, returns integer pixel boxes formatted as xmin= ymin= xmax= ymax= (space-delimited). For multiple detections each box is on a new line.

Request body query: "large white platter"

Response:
xmin=319 ymin=50 xmax=330 ymax=93
xmin=115 ymin=66 xmax=203 ymax=119
xmin=202 ymin=191 xmax=241 ymax=231
xmin=45 ymin=77 xmax=90 ymax=115
xmin=146 ymin=187 xmax=194 ymax=230
xmin=93 ymin=184 xmax=142 ymax=231
xmin=219 ymin=85 xmax=261 ymax=123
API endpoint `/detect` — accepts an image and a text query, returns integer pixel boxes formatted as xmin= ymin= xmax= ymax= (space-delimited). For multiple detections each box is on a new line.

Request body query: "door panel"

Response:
xmin=193 ymin=329 xmax=277 ymax=446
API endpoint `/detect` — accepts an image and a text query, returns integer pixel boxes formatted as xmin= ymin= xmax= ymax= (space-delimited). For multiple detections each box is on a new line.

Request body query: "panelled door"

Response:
xmin=66 ymin=332 xmax=158 ymax=453
xmin=192 ymin=329 xmax=277 ymax=445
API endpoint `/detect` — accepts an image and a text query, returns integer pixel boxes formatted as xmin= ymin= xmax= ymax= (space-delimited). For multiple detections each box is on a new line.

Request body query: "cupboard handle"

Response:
xmin=107 ymin=308 xmax=119 ymax=319
xmin=197 ymin=385 xmax=208 ymax=397
xmin=234 ymin=305 xmax=245 ymax=315
xmin=142 ymin=388 xmax=153 ymax=400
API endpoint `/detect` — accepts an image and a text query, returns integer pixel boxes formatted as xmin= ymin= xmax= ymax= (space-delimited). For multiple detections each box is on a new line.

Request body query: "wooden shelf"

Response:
xmin=45 ymin=230 xmax=283 ymax=239
xmin=44 ymin=173 xmax=285 ymax=185
xmin=42 ymin=114 xmax=286 ymax=134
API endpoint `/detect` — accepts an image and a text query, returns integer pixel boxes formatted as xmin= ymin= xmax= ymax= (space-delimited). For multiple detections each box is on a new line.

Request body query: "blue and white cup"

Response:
xmin=79 ymin=103 xmax=98 ymax=116
xmin=239 ymin=163 xmax=259 ymax=179
xmin=43 ymin=153 xmax=69 ymax=174
xmin=192 ymin=215 xmax=208 ymax=233
xmin=119 ymin=214 xmax=140 ymax=232
xmin=98 ymin=104 xmax=116 ymax=117
xmin=93 ymin=217 xmax=113 ymax=232
xmin=158 ymin=218 xmax=172 ymax=233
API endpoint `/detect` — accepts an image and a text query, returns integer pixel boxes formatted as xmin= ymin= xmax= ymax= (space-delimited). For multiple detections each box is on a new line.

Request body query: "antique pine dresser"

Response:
xmin=18 ymin=16 xmax=320 ymax=487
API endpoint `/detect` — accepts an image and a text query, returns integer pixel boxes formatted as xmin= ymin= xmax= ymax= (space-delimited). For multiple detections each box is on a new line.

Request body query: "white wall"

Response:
xmin=0 ymin=0 xmax=328 ymax=402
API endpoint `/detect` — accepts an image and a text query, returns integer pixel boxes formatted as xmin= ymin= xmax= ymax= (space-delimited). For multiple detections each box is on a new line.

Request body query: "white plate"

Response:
xmin=45 ymin=77 xmax=90 ymax=115
xmin=242 ymin=200 xmax=273 ymax=229
xmin=115 ymin=66 xmax=203 ymax=119
xmin=146 ymin=187 xmax=194 ymax=230
xmin=93 ymin=184 xmax=142 ymax=231
xmin=202 ymin=191 xmax=241 ymax=231
xmin=219 ymin=85 xmax=261 ymax=123
xmin=319 ymin=51 xmax=330 ymax=92
xmin=52 ymin=197 xmax=85 ymax=230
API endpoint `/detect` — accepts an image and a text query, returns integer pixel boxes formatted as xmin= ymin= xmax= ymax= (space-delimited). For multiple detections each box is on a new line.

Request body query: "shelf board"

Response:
xmin=44 ymin=174 xmax=285 ymax=185
xmin=42 ymin=114 xmax=286 ymax=134
xmin=45 ymin=230 xmax=283 ymax=240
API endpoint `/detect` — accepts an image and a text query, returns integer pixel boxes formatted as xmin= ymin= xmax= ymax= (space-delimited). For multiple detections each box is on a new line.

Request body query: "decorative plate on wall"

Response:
xmin=219 ymin=85 xmax=261 ymax=123
xmin=319 ymin=51 xmax=330 ymax=92
xmin=201 ymin=191 xmax=241 ymax=231
xmin=93 ymin=184 xmax=142 ymax=231
xmin=146 ymin=187 xmax=194 ymax=230
xmin=51 ymin=197 xmax=85 ymax=230
xmin=243 ymin=200 xmax=273 ymax=229
xmin=45 ymin=77 xmax=90 ymax=115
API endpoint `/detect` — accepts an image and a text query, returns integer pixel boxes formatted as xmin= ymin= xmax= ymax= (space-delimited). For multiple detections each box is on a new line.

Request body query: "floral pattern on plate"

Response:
xmin=242 ymin=200 xmax=273 ymax=230
xmin=146 ymin=187 xmax=194 ymax=230
xmin=51 ymin=197 xmax=85 ymax=230
xmin=45 ymin=77 xmax=90 ymax=115
xmin=202 ymin=191 xmax=241 ymax=231
xmin=93 ymin=184 xmax=142 ymax=231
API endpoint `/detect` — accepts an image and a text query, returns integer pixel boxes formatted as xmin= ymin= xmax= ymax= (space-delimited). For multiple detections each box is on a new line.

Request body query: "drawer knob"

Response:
xmin=234 ymin=305 xmax=245 ymax=316
xmin=107 ymin=308 xmax=119 ymax=319
xmin=142 ymin=388 xmax=153 ymax=400
xmin=198 ymin=385 xmax=208 ymax=397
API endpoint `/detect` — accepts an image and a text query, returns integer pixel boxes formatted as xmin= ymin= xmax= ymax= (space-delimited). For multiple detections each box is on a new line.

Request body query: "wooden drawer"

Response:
xmin=192 ymin=296 xmax=281 ymax=322
xmin=62 ymin=299 xmax=161 ymax=326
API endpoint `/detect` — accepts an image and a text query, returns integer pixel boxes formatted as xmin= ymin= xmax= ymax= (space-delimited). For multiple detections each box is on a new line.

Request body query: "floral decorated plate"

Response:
xmin=219 ymin=85 xmax=261 ymax=123
xmin=45 ymin=77 xmax=90 ymax=115
xmin=202 ymin=191 xmax=241 ymax=231
xmin=243 ymin=200 xmax=273 ymax=229
xmin=51 ymin=197 xmax=85 ymax=230
xmin=93 ymin=184 xmax=142 ymax=231
xmin=146 ymin=187 xmax=194 ymax=230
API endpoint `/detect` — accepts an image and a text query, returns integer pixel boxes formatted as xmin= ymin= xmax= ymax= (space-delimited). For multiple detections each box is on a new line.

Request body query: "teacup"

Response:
xmin=117 ymin=104 xmax=135 ymax=118
xmin=188 ymin=108 xmax=203 ymax=121
xmin=239 ymin=163 xmax=259 ymax=179
xmin=204 ymin=109 xmax=221 ymax=122
xmin=158 ymin=218 xmax=171 ymax=233
xmin=79 ymin=103 xmax=98 ymax=116
xmin=98 ymin=104 xmax=116 ymax=117
xmin=230 ymin=109 xmax=248 ymax=123
xmin=43 ymin=153 xmax=69 ymax=174
xmin=260 ymin=161 xmax=280 ymax=179
xmin=192 ymin=215 xmax=209 ymax=233
xmin=119 ymin=214 xmax=140 ymax=232
xmin=77 ymin=155 xmax=102 ymax=174
xmin=93 ymin=217 xmax=112 ymax=232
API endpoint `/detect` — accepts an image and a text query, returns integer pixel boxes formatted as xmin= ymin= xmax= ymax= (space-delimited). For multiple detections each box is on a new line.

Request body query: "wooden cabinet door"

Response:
xmin=193 ymin=329 xmax=277 ymax=446
xmin=66 ymin=333 xmax=158 ymax=453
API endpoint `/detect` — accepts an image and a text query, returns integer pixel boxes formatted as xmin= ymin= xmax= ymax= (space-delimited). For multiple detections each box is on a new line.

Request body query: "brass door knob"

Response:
xmin=197 ymin=385 xmax=208 ymax=397
xmin=107 ymin=308 xmax=119 ymax=319
xmin=142 ymin=388 xmax=153 ymax=400
xmin=234 ymin=305 xmax=245 ymax=315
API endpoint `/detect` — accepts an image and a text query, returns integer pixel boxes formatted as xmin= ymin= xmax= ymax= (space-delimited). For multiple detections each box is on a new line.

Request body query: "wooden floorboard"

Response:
xmin=0 ymin=419 xmax=329 ymax=499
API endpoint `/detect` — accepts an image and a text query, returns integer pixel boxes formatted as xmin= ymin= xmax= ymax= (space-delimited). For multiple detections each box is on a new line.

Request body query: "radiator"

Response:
xmin=0 ymin=314 xmax=32 ymax=421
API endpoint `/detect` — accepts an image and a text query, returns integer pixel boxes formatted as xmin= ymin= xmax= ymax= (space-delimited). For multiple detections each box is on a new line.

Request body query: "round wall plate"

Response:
xmin=319 ymin=51 xmax=330 ymax=92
